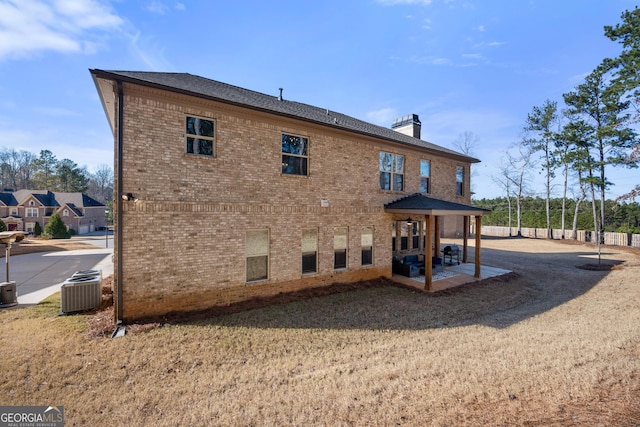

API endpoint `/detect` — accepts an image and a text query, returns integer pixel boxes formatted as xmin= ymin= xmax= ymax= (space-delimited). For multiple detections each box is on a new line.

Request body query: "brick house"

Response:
xmin=90 ymin=69 xmax=488 ymax=322
xmin=0 ymin=190 xmax=106 ymax=235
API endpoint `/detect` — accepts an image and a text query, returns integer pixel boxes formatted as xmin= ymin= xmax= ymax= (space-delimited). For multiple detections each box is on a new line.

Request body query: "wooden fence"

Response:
xmin=474 ymin=225 xmax=640 ymax=248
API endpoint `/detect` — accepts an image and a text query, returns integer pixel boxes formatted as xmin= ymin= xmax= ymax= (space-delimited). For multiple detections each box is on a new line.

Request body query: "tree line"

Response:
xmin=0 ymin=148 xmax=113 ymax=204
xmin=475 ymin=197 xmax=640 ymax=235
xmin=492 ymin=7 xmax=640 ymax=242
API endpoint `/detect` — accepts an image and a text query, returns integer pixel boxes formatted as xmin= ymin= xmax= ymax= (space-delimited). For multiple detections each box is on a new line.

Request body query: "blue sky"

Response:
xmin=0 ymin=0 xmax=637 ymax=200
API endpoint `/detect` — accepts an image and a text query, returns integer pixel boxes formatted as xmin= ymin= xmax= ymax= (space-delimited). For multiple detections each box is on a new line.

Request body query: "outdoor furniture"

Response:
xmin=392 ymin=257 xmax=421 ymax=277
xmin=392 ymin=255 xmax=426 ymax=278
xmin=432 ymin=256 xmax=444 ymax=273
xmin=442 ymin=244 xmax=460 ymax=265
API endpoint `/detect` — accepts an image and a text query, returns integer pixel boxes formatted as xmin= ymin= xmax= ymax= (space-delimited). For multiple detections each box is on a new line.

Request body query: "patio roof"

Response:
xmin=384 ymin=193 xmax=490 ymax=216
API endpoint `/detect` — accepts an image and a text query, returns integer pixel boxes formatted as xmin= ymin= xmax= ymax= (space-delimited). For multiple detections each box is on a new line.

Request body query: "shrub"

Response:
xmin=34 ymin=221 xmax=42 ymax=236
xmin=0 ymin=219 xmax=5 ymax=232
xmin=43 ymin=212 xmax=70 ymax=239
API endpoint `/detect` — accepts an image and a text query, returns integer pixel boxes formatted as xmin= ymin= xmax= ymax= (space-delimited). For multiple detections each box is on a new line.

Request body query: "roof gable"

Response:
xmin=90 ymin=69 xmax=480 ymax=164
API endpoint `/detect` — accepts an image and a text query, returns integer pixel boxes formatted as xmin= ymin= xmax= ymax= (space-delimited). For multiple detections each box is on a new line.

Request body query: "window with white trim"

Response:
xmin=26 ymin=208 xmax=38 ymax=217
xmin=63 ymin=209 xmax=69 ymax=217
xmin=361 ymin=227 xmax=373 ymax=266
xmin=186 ymin=116 xmax=214 ymax=157
xmin=334 ymin=227 xmax=348 ymax=270
xmin=9 ymin=208 xmax=17 ymax=216
xmin=302 ymin=228 xmax=318 ymax=274
xmin=282 ymin=134 xmax=308 ymax=176
xmin=246 ymin=229 xmax=269 ymax=282
xmin=420 ymin=160 xmax=430 ymax=193
xmin=456 ymin=166 xmax=464 ymax=196
xmin=379 ymin=152 xmax=404 ymax=191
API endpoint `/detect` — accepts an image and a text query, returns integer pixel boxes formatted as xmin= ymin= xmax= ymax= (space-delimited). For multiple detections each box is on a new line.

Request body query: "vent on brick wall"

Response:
xmin=60 ymin=274 xmax=102 ymax=314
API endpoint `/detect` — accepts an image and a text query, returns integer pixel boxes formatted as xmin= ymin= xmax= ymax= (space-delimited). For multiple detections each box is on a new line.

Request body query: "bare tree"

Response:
xmin=492 ymin=159 xmax=514 ymax=236
xmin=87 ymin=164 xmax=114 ymax=204
xmin=504 ymin=142 xmax=534 ymax=237
xmin=453 ymin=131 xmax=480 ymax=196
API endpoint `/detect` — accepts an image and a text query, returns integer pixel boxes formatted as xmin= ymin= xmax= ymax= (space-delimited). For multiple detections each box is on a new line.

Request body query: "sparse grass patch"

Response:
xmin=0 ymin=238 xmax=639 ymax=426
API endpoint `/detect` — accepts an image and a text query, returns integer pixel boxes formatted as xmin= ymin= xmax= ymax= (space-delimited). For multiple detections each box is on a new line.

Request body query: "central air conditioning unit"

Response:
xmin=60 ymin=273 xmax=102 ymax=314
xmin=71 ymin=269 xmax=103 ymax=280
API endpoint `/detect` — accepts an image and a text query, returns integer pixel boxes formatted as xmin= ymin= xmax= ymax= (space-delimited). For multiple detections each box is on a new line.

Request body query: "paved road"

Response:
xmin=4 ymin=233 xmax=114 ymax=306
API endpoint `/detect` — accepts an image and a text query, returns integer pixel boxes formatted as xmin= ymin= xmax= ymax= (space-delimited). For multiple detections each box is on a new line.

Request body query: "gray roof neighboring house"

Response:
xmin=90 ymin=69 xmax=480 ymax=164
xmin=1 ymin=190 xmax=104 ymax=212
xmin=0 ymin=192 xmax=17 ymax=206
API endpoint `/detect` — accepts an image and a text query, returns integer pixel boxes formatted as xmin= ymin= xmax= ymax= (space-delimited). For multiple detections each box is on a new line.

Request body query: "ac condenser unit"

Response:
xmin=60 ymin=275 xmax=102 ymax=314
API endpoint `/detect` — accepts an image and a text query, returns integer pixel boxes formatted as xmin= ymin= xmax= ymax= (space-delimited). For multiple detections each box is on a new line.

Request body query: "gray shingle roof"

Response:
xmin=90 ymin=69 xmax=479 ymax=163
xmin=385 ymin=193 xmax=490 ymax=215
xmin=0 ymin=192 xmax=17 ymax=206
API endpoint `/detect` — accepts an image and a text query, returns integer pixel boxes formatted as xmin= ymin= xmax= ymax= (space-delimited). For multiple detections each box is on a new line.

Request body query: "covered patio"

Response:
xmin=385 ymin=194 xmax=493 ymax=292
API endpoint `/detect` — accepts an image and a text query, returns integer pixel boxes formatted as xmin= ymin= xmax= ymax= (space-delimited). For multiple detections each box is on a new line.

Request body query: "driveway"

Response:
xmin=6 ymin=234 xmax=114 ymax=305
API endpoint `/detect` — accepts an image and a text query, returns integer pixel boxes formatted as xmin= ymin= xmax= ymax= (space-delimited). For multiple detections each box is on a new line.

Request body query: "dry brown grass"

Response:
xmin=1 ymin=237 xmax=97 ymax=257
xmin=0 ymin=238 xmax=639 ymax=426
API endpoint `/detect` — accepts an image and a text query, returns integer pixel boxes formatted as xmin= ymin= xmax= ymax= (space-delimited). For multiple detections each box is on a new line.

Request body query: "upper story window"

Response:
xmin=63 ymin=209 xmax=69 ymax=217
xmin=456 ymin=166 xmax=464 ymax=196
xmin=282 ymin=134 xmax=308 ymax=176
xmin=26 ymin=208 xmax=38 ymax=217
xmin=379 ymin=152 xmax=404 ymax=191
xmin=186 ymin=116 xmax=214 ymax=157
xmin=29 ymin=200 xmax=35 ymax=206
xmin=9 ymin=208 xmax=17 ymax=216
xmin=420 ymin=160 xmax=430 ymax=193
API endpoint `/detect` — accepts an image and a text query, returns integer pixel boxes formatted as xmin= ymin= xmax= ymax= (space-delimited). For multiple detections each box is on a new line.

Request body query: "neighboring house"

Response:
xmin=90 ymin=69 xmax=489 ymax=322
xmin=0 ymin=190 xmax=106 ymax=235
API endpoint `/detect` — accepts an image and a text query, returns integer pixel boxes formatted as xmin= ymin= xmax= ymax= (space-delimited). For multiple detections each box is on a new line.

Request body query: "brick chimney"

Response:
xmin=391 ymin=114 xmax=421 ymax=139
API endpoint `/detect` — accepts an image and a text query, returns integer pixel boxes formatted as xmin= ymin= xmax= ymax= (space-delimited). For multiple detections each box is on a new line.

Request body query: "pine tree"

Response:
xmin=43 ymin=212 xmax=70 ymax=239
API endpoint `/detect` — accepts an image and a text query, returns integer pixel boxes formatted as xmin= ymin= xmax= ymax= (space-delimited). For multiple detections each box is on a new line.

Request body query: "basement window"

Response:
xmin=246 ymin=229 xmax=269 ymax=282
xmin=302 ymin=228 xmax=318 ymax=274
xmin=361 ymin=227 xmax=373 ymax=266
xmin=334 ymin=227 xmax=348 ymax=270
xmin=186 ymin=116 xmax=214 ymax=157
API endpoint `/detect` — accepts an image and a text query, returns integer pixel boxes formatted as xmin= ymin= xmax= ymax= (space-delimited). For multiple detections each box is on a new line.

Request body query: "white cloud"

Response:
xmin=146 ymin=1 xmax=185 ymax=14
xmin=127 ymin=31 xmax=174 ymax=71
xmin=408 ymin=55 xmax=453 ymax=66
xmin=376 ymin=0 xmax=433 ymax=5
xmin=0 ymin=0 xmax=123 ymax=60
xmin=366 ymin=107 xmax=398 ymax=126
xmin=422 ymin=18 xmax=432 ymax=30
xmin=146 ymin=1 xmax=169 ymax=15
xmin=474 ymin=25 xmax=486 ymax=32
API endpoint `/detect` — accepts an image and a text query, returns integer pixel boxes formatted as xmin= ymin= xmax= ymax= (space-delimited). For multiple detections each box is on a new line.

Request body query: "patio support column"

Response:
xmin=474 ymin=215 xmax=482 ymax=278
xmin=433 ymin=215 xmax=441 ymax=257
xmin=424 ymin=214 xmax=433 ymax=291
xmin=463 ymin=216 xmax=469 ymax=263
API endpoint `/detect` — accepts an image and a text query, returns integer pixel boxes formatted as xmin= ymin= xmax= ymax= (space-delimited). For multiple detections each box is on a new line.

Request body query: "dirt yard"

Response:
xmin=0 ymin=237 xmax=638 ymax=426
